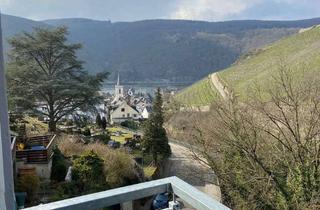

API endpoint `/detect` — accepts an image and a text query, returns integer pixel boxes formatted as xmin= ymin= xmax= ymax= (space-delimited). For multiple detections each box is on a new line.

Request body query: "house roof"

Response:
xmin=144 ymin=106 xmax=152 ymax=112
xmin=111 ymin=101 xmax=139 ymax=114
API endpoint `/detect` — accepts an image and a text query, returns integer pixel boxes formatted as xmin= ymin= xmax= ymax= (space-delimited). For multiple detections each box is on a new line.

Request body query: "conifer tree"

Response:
xmin=6 ymin=27 xmax=108 ymax=132
xmin=96 ymin=114 xmax=102 ymax=128
xmin=142 ymin=88 xmax=171 ymax=164
xmin=101 ymin=116 xmax=107 ymax=130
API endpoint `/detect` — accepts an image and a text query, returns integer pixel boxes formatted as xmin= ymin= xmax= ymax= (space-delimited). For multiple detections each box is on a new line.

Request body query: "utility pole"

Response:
xmin=0 ymin=13 xmax=15 ymax=210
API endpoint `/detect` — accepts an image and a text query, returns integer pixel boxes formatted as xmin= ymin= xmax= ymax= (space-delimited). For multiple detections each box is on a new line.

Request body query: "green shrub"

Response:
xmin=83 ymin=127 xmax=91 ymax=136
xmin=72 ymin=150 xmax=107 ymax=192
xmin=65 ymin=120 xmax=73 ymax=126
xmin=52 ymin=162 xmax=67 ymax=182
xmin=50 ymin=182 xmax=79 ymax=201
xmin=16 ymin=174 xmax=40 ymax=204
xmin=51 ymin=147 xmax=68 ymax=182
xmin=97 ymin=133 xmax=111 ymax=144
xmin=120 ymin=120 xmax=139 ymax=130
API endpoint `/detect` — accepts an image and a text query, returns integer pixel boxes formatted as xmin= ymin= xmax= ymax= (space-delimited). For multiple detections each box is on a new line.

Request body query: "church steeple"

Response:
xmin=114 ymin=71 xmax=124 ymax=99
xmin=117 ymin=72 xmax=120 ymax=86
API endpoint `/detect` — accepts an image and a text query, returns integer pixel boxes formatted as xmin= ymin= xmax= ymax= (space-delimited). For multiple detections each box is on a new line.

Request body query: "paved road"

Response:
xmin=162 ymin=142 xmax=222 ymax=202
xmin=119 ymin=127 xmax=222 ymax=202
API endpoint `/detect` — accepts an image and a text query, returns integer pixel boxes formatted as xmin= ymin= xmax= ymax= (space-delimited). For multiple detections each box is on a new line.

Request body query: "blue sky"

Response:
xmin=0 ymin=0 xmax=319 ymax=21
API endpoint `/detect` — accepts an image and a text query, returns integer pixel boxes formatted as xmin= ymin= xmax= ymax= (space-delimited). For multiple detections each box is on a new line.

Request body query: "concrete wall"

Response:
xmin=16 ymin=159 xmax=52 ymax=180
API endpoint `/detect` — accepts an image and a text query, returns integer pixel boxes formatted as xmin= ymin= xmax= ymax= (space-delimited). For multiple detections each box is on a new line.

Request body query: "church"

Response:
xmin=105 ymin=73 xmax=150 ymax=124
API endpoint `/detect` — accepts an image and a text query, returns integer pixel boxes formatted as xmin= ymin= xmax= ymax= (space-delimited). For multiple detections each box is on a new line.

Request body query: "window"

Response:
xmin=133 ymin=114 xmax=137 ymax=117
xmin=121 ymin=108 xmax=125 ymax=112
xmin=119 ymin=89 xmax=121 ymax=94
xmin=122 ymin=114 xmax=125 ymax=117
xmin=127 ymin=113 xmax=130 ymax=117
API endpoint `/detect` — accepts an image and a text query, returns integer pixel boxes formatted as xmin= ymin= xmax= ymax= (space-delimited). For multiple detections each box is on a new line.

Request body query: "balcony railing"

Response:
xmin=23 ymin=176 xmax=230 ymax=210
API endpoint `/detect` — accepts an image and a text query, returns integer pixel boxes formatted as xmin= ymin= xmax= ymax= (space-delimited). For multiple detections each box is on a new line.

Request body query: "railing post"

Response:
xmin=0 ymin=12 xmax=16 ymax=210
xmin=121 ymin=201 xmax=133 ymax=210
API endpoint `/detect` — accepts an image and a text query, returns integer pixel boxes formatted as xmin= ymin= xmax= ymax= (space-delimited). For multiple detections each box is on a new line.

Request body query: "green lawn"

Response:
xmin=175 ymin=77 xmax=219 ymax=106
xmin=106 ymin=126 xmax=135 ymax=144
xmin=219 ymin=26 xmax=320 ymax=100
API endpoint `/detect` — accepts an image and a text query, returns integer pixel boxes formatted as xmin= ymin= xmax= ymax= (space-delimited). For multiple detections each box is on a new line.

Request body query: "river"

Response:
xmin=103 ymin=82 xmax=191 ymax=95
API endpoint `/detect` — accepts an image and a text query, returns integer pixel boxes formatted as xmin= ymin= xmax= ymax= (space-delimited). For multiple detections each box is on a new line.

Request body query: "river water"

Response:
xmin=103 ymin=82 xmax=191 ymax=95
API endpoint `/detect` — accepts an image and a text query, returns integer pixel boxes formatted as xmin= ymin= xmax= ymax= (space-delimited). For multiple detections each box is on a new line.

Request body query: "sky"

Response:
xmin=0 ymin=0 xmax=319 ymax=22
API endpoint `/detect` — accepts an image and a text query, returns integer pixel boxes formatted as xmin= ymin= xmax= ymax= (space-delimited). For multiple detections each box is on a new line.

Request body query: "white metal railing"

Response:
xmin=0 ymin=12 xmax=16 ymax=210
xmin=11 ymin=137 xmax=16 ymax=161
xmin=24 ymin=176 xmax=230 ymax=210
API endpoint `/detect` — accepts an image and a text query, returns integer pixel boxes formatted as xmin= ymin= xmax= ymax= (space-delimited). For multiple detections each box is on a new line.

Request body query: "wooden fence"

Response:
xmin=15 ymin=135 xmax=57 ymax=163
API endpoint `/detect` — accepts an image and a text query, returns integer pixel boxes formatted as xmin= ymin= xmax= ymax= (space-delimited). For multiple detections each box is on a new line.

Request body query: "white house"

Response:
xmin=110 ymin=101 xmax=140 ymax=124
xmin=141 ymin=106 xmax=152 ymax=119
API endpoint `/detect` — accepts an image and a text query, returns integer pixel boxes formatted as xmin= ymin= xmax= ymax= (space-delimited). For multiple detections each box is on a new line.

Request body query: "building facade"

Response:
xmin=110 ymin=101 xmax=140 ymax=124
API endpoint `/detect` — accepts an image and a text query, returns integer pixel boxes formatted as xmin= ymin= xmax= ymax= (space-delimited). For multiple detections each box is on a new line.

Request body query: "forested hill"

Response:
xmin=2 ymin=14 xmax=320 ymax=82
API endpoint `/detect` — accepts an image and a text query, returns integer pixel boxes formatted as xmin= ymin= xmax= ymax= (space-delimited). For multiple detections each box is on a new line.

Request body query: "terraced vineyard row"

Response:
xmin=175 ymin=76 xmax=219 ymax=106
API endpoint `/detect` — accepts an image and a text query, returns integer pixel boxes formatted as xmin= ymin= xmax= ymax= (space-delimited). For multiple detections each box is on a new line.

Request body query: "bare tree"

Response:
xmin=188 ymin=63 xmax=320 ymax=209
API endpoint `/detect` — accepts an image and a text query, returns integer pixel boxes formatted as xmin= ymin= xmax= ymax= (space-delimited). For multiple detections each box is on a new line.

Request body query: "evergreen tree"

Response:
xmin=101 ymin=116 xmax=107 ymax=130
xmin=142 ymin=88 xmax=171 ymax=164
xmin=51 ymin=147 xmax=67 ymax=182
xmin=6 ymin=27 xmax=108 ymax=132
xmin=96 ymin=114 xmax=102 ymax=128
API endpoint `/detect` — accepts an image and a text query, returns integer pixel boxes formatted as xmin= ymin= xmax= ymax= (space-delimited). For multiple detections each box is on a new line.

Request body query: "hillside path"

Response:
xmin=161 ymin=141 xmax=221 ymax=202
xmin=119 ymin=126 xmax=222 ymax=202
xmin=210 ymin=73 xmax=230 ymax=100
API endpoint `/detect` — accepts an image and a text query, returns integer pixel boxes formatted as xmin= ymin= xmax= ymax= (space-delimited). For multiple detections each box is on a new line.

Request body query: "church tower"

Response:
xmin=114 ymin=72 xmax=124 ymax=99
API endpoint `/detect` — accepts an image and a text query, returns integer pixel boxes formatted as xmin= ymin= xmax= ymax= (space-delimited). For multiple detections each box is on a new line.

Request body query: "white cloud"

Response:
xmin=170 ymin=0 xmax=261 ymax=21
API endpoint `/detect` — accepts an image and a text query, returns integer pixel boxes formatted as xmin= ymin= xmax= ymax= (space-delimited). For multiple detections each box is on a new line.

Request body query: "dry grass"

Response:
xmin=143 ymin=166 xmax=157 ymax=178
xmin=24 ymin=116 xmax=48 ymax=136
xmin=58 ymin=135 xmax=138 ymax=187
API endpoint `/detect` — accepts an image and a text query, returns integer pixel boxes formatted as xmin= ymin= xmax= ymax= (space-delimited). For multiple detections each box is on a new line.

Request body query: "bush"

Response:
xmin=16 ymin=174 xmax=40 ymax=204
xmin=51 ymin=147 xmax=68 ymax=182
xmin=52 ymin=162 xmax=67 ymax=182
xmin=50 ymin=182 xmax=79 ymax=201
xmin=58 ymin=138 xmax=141 ymax=188
xmin=120 ymin=120 xmax=139 ymax=130
xmin=73 ymin=115 xmax=90 ymax=128
xmin=83 ymin=127 xmax=91 ymax=136
xmin=65 ymin=120 xmax=73 ymax=126
xmin=72 ymin=150 xmax=107 ymax=192
xmin=97 ymin=132 xmax=111 ymax=144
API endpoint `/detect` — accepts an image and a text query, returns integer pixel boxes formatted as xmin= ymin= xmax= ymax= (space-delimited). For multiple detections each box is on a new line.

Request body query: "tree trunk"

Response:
xmin=153 ymin=152 xmax=158 ymax=166
xmin=48 ymin=119 xmax=56 ymax=132
xmin=48 ymin=99 xmax=56 ymax=132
